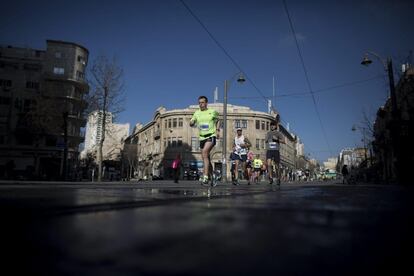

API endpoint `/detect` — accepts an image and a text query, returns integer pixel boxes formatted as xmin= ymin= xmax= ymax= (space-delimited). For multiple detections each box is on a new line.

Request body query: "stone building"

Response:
xmin=124 ymin=103 xmax=298 ymax=180
xmin=0 ymin=40 xmax=89 ymax=179
xmin=373 ymin=68 xmax=414 ymax=183
xmin=81 ymin=111 xmax=129 ymax=161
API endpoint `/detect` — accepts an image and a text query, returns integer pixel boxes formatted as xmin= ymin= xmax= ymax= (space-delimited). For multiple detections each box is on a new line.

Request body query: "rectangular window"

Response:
xmin=242 ymin=120 xmax=247 ymax=129
xmin=163 ymin=138 xmax=167 ymax=148
xmin=0 ymin=79 xmax=12 ymax=87
xmin=266 ymin=122 xmax=269 ymax=131
xmin=167 ymin=137 xmax=172 ymax=147
xmin=77 ymin=55 xmax=87 ymax=65
xmin=55 ymin=52 xmax=62 ymax=58
xmin=261 ymin=139 xmax=265 ymax=149
xmin=165 ymin=120 xmax=167 ymax=129
xmin=178 ymin=137 xmax=183 ymax=147
xmin=256 ymin=120 xmax=260 ymax=129
xmin=256 ymin=139 xmax=260 ymax=149
xmin=173 ymin=118 xmax=177 ymax=128
xmin=168 ymin=119 xmax=172 ymax=128
xmin=23 ymin=99 xmax=32 ymax=112
xmin=235 ymin=120 xmax=241 ymax=129
xmin=178 ymin=118 xmax=183 ymax=127
xmin=53 ymin=67 xmax=64 ymax=75
xmin=26 ymin=81 xmax=39 ymax=90
xmin=76 ymin=70 xmax=84 ymax=81
xmin=74 ymin=88 xmax=82 ymax=98
xmin=261 ymin=121 xmax=265 ymax=130
xmin=172 ymin=137 xmax=177 ymax=147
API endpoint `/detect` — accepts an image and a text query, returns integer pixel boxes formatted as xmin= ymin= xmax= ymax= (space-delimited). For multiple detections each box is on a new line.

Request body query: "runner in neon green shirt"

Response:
xmin=190 ymin=96 xmax=220 ymax=185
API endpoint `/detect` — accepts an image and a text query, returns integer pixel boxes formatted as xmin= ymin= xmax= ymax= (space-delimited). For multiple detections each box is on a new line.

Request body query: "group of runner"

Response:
xmin=190 ymin=95 xmax=285 ymax=186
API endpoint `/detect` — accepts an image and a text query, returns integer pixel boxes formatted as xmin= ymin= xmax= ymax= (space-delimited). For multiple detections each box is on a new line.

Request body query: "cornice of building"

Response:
xmin=135 ymin=120 xmax=155 ymax=133
xmin=46 ymin=39 xmax=89 ymax=54
xmin=158 ymin=103 xmax=277 ymax=119
xmin=134 ymin=103 xmax=283 ymax=137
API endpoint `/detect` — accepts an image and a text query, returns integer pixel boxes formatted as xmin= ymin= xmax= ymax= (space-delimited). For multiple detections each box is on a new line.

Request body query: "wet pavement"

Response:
xmin=1 ymin=180 xmax=413 ymax=275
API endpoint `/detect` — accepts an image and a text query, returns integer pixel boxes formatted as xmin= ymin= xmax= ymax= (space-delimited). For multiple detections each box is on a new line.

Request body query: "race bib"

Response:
xmin=199 ymin=123 xmax=209 ymax=130
xmin=269 ymin=142 xmax=278 ymax=149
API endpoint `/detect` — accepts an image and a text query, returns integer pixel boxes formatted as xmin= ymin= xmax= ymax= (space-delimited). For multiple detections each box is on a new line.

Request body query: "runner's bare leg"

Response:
xmin=202 ymin=141 xmax=214 ymax=178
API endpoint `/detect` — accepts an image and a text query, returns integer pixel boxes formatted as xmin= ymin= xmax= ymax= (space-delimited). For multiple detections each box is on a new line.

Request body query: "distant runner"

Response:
xmin=265 ymin=117 xmax=285 ymax=185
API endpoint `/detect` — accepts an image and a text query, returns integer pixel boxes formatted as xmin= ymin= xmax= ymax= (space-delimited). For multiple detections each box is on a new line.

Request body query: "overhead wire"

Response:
xmin=282 ymin=0 xmax=334 ymax=157
xmin=179 ymin=0 xmax=270 ymax=109
xmin=180 ymin=0 xmax=338 ymax=158
xmin=230 ymin=74 xmax=384 ymax=99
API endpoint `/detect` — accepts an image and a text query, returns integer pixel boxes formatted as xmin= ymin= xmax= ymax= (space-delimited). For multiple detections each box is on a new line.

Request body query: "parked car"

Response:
xmin=323 ymin=169 xmax=337 ymax=180
xmin=184 ymin=168 xmax=199 ymax=180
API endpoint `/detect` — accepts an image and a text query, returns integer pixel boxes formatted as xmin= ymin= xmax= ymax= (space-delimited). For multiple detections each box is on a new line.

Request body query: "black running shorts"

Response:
xmin=200 ymin=136 xmax=216 ymax=149
xmin=266 ymin=150 xmax=280 ymax=163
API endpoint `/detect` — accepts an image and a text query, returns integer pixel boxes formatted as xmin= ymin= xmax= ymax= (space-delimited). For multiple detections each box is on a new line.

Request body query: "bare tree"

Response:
xmin=351 ymin=109 xmax=376 ymax=166
xmin=87 ymin=55 xmax=125 ymax=181
xmin=361 ymin=109 xmax=374 ymax=138
xmin=122 ymin=143 xmax=138 ymax=179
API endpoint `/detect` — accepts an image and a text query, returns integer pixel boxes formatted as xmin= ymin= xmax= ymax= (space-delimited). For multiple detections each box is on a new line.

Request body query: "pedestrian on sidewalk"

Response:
xmin=172 ymin=154 xmax=182 ymax=183
xmin=341 ymin=164 xmax=349 ymax=184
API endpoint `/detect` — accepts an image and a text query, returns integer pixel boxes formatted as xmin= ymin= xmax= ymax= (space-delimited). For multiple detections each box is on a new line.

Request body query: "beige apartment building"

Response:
xmin=0 ymin=40 xmax=89 ymax=180
xmin=81 ymin=111 xmax=130 ymax=161
xmin=126 ymin=103 xmax=297 ymax=180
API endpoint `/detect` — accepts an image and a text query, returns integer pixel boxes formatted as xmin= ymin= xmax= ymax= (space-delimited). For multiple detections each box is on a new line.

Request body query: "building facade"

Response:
xmin=125 ymin=103 xmax=298 ymax=180
xmin=81 ymin=110 xmax=130 ymax=162
xmin=0 ymin=40 xmax=89 ymax=179
xmin=373 ymin=68 xmax=414 ymax=183
xmin=83 ymin=111 xmax=113 ymax=151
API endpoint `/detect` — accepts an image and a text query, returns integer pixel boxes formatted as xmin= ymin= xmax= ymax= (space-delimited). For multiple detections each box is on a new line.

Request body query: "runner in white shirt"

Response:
xmin=230 ymin=128 xmax=251 ymax=185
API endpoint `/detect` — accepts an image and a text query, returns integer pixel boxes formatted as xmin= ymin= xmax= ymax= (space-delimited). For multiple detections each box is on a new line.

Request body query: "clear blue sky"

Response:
xmin=1 ymin=0 xmax=413 ymax=163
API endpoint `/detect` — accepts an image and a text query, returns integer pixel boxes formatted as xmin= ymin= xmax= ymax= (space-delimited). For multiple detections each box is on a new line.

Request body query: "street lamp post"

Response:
xmin=361 ymin=52 xmax=397 ymax=112
xmin=222 ymin=73 xmax=245 ymax=183
xmin=361 ymin=51 xmax=400 ymax=182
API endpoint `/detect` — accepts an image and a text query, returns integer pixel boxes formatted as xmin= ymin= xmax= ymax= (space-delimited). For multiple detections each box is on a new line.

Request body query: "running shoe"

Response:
xmin=201 ymin=175 xmax=209 ymax=186
xmin=269 ymin=177 xmax=273 ymax=185
xmin=199 ymin=175 xmax=208 ymax=185
xmin=211 ymin=176 xmax=218 ymax=187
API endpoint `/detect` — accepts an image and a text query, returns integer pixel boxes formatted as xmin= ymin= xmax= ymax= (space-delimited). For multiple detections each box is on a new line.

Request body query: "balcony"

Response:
xmin=43 ymin=72 xmax=89 ymax=90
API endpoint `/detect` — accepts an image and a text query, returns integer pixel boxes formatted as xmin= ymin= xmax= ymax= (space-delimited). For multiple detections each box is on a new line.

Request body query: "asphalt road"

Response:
xmin=1 ymin=180 xmax=413 ymax=275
